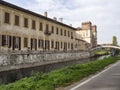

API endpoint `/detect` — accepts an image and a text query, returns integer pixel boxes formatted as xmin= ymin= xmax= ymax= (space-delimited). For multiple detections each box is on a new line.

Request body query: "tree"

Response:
xmin=112 ymin=36 xmax=117 ymax=46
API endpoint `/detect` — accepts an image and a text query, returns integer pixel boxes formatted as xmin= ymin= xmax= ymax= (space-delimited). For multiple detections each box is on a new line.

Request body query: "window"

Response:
xmin=64 ymin=30 xmax=66 ymax=36
xmin=46 ymin=24 xmax=49 ymax=31
xmin=13 ymin=36 xmax=21 ymax=49
xmin=64 ymin=42 xmax=67 ymax=50
xmin=4 ymin=12 xmax=10 ymax=24
xmin=55 ymin=41 xmax=59 ymax=50
xmin=31 ymin=38 xmax=37 ymax=50
xmin=15 ymin=37 xmax=19 ymax=48
xmin=51 ymin=26 xmax=54 ymax=33
xmin=51 ymin=41 xmax=54 ymax=48
xmin=38 ymin=40 xmax=40 ymax=48
xmin=68 ymin=31 xmax=70 ymax=37
xmin=38 ymin=39 xmax=44 ymax=48
xmin=32 ymin=20 xmax=36 ymax=29
xmin=68 ymin=43 xmax=70 ymax=49
xmin=24 ymin=38 xmax=28 ymax=47
xmin=61 ymin=29 xmax=63 ymax=35
xmin=55 ymin=41 xmax=57 ymax=49
xmin=56 ymin=27 xmax=59 ymax=34
xmin=86 ymin=32 xmax=88 ymax=36
xmin=2 ymin=35 xmax=7 ymax=46
xmin=15 ymin=15 xmax=19 ymax=26
xmin=45 ymin=40 xmax=50 ymax=50
xmin=61 ymin=42 xmax=62 ymax=48
xmin=2 ymin=35 xmax=12 ymax=47
xmin=41 ymin=40 xmax=44 ymax=48
xmin=35 ymin=39 xmax=37 ymax=50
xmin=8 ymin=36 xmax=12 ymax=48
xmin=58 ymin=42 xmax=60 ymax=50
xmin=71 ymin=32 xmax=73 ymax=39
xmin=24 ymin=18 xmax=28 ymax=28
xmin=71 ymin=43 xmax=73 ymax=50
xmin=39 ymin=22 xmax=43 ymax=31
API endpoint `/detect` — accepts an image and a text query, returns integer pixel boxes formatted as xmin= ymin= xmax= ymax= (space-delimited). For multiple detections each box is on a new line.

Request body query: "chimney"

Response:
xmin=81 ymin=21 xmax=92 ymax=30
xmin=44 ymin=11 xmax=47 ymax=17
xmin=70 ymin=24 xmax=72 ymax=27
xmin=59 ymin=18 xmax=63 ymax=22
xmin=53 ymin=17 xmax=57 ymax=21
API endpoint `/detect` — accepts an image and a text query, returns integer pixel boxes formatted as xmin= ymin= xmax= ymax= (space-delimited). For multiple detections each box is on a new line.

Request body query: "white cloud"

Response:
xmin=4 ymin=0 xmax=120 ymax=44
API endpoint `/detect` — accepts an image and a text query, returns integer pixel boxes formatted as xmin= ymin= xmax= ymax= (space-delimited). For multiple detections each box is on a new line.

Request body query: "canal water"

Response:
xmin=0 ymin=55 xmax=107 ymax=84
xmin=97 ymin=55 xmax=110 ymax=60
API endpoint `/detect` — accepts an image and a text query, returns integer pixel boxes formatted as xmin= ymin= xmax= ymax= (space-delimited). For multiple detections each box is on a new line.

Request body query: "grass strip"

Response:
xmin=0 ymin=56 xmax=120 ymax=90
xmin=94 ymin=49 xmax=108 ymax=55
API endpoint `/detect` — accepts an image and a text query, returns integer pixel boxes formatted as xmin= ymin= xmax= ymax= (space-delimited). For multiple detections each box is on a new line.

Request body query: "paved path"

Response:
xmin=68 ymin=60 xmax=120 ymax=90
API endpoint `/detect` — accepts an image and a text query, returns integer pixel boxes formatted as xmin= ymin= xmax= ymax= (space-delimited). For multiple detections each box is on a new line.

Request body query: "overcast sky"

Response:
xmin=4 ymin=0 xmax=120 ymax=45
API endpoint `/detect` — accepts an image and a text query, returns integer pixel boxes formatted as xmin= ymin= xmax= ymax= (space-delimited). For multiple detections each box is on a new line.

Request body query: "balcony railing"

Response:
xmin=44 ymin=30 xmax=51 ymax=35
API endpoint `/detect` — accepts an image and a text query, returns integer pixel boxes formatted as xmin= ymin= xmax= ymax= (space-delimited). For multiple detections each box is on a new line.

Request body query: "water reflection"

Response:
xmin=0 ymin=55 xmax=111 ymax=84
xmin=97 ymin=55 xmax=110 ymax=60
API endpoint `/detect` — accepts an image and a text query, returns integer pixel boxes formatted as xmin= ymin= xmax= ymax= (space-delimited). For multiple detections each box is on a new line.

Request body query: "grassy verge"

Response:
xmin=94 ymin=49 xmax=108 ymax=55
xmin=0 ymin=56 xmax=120 ymax=90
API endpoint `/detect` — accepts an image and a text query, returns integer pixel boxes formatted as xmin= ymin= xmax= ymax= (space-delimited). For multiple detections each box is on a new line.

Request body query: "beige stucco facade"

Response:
xmin=0 ymin=1 xmax=97 ymax=52
xmin=76 ymin=21 xmax=97 ymax=50
xmin=0 ymin=1 xmax=76 ymax=51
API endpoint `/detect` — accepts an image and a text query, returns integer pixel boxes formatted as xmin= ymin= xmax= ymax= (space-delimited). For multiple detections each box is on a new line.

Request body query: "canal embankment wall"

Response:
xmin=0 ymin=51 xmax=93 ymax=84
xmin=0 ymin=51 xmax=92 ymax=69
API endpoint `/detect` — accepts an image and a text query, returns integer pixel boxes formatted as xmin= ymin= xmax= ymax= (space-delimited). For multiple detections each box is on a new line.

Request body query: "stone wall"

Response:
xmin=0 ymin=51 xmax=91 ymax=68
xmin=0 ymin=51 xmax=93 ymax=84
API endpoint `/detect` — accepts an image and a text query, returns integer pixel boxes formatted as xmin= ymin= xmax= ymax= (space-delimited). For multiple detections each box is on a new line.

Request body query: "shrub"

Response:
xmin=0 ymin=56 xmax=120 ymax=90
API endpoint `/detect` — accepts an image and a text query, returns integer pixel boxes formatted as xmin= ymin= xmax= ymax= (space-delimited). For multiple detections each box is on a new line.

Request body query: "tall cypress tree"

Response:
xmin=112 ymin=36 xmax=117 ymax=46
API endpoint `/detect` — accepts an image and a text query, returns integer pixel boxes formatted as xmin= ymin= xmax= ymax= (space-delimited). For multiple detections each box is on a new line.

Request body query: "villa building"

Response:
xmin=0 ymin=0 xmax=97 ymax=52
xmin=76 ymin=22 xmax=97 ymax=50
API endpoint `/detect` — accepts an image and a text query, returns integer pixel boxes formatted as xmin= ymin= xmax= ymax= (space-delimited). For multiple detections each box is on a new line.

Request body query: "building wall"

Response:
xmin=92 ymin=25 xmax=97 ymax=47
xmin=0 ymin=1 xmax=98 ymax=52
xmin=81 ymin=21 xmax=92 ymax=30
xmin=76 ymin=30 xmax=92 ymax=43
xmin=0 ymin=51 xmax=91 ymax=66
xmin=76 ymin=21 xmax=97 ymax=49
xmin=75 ymin=31 xmax=92 ymax=51
xmin=0 ymin=4 xmax=75 ymax=51
xmin=75 ymin=39 xmax=88 ymax=51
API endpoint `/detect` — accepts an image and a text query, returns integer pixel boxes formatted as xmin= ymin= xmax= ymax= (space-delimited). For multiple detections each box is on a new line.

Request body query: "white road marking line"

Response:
xmin=70 ymin=61 xmax=119 ymax=90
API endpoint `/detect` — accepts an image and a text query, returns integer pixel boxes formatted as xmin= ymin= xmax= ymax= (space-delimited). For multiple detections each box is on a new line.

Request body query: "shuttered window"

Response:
xmin=32 ymin=20 xmax=36 ymax=29
xmin=24 ymin=38 xmax=28 ymax=47
xmin=24 ymin=18 xmax=28 ymax=28
xmin=4 ymin=12 xmax=10 ymax=24
xmin=15 ymin=15 xmax=19 ymax=26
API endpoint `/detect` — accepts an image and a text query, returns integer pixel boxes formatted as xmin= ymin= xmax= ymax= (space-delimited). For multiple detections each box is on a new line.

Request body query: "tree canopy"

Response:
xmin=112 ymin=36 xmax=117 ymax=46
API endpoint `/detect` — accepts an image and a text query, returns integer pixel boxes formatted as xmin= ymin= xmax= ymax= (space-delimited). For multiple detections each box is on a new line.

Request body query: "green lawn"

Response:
xmin=0 ymin=56 xmax=120 ymax=90
xmin=94 ymin=49 xmax=108 ymax=55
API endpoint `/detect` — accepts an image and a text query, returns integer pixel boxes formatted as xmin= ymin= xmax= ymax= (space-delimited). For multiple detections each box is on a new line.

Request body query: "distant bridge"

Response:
xmin=91 ymin=44 xmax=120 ymax=51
